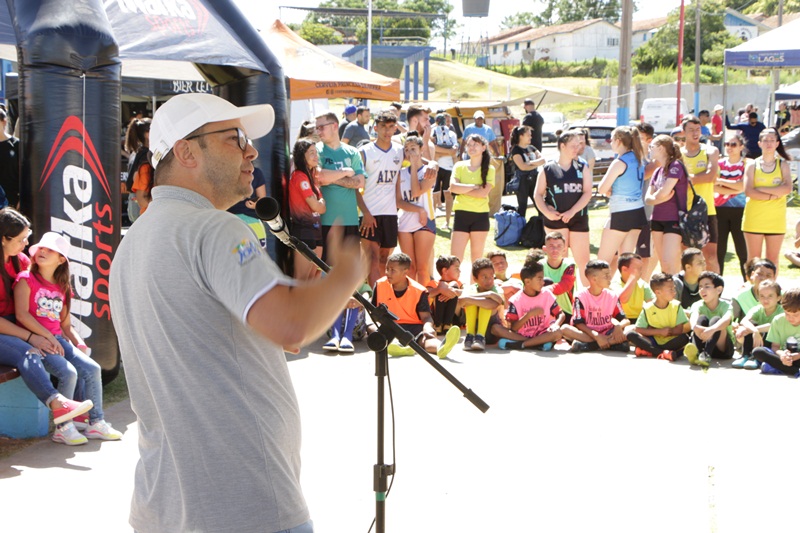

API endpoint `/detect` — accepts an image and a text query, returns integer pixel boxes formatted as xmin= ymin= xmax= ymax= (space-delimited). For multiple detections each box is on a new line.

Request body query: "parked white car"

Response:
xmin=541 ymin=112 xmax=568 ymax=143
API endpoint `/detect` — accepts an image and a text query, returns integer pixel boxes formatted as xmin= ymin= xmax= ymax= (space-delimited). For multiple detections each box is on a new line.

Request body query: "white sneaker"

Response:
xmin=52 ymin=422 xmax=88 ymax=446
xmin=84 ymin=420 xmax=123 ymax=441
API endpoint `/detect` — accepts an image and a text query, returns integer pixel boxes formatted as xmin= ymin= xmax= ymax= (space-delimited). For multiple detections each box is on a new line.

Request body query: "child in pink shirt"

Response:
xmin=561 ymin=260 xmax=630 ymax=352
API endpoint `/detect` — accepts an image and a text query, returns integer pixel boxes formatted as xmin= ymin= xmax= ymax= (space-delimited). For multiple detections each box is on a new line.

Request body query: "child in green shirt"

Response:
xmin=751 ymin=287 xmax=800 ymax=377
xmin=686 ymin=271 xmax=734 ymax=367
xmin=733 ymin=279 xmax=782 ymax=370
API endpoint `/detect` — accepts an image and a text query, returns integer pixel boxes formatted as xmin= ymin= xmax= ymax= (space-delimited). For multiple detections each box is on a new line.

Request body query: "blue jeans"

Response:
xmin=275 ymin=520 xmax=313 ymax=533
xmin=41 ymin=336 xmax=104 ymax=422
xmin=0 ymin=332 xmax=60 ymax=407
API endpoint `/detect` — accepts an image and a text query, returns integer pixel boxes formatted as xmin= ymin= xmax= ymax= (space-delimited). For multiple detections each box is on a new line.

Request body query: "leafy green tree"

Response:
xmin=556 ymin=0 xmax=621 ymax=22
xmin=297 ymin=21 xmax=344 ymax=45
xmin=632 ymin=0 xmax=740 ymax=72
xmin=500 ymin=12 xmax=537 ymax=29
xmin=742 ymin=0 xmax=800 ymax=16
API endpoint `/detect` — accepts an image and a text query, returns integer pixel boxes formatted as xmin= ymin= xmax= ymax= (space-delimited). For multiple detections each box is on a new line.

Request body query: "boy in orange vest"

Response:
xmin=370 ymin=253 xmax=460 ymax=359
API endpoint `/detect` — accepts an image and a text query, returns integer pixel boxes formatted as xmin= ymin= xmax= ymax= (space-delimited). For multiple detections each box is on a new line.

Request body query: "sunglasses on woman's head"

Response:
xmin=724 ymin=142 xmax=740 ymax=147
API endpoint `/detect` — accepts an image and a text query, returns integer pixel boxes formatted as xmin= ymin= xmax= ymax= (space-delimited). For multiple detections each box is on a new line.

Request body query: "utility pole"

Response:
xmin=771 ymin=0 xmax=784 ymax=125
xmin=617 ymin=0 xmax=633 ymax=126
xmin=694 ymin=0 xmax=701 ymax=115
xmin=677 ymin=0 xmax=686 ymax=126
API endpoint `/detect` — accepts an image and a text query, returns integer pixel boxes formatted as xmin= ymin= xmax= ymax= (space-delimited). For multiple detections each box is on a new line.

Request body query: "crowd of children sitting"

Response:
xmin=351 ymin=229 xmax=800 ymax=379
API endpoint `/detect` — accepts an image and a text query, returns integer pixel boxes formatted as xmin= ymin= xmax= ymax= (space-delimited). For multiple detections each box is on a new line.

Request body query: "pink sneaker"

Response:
xmin=52 ymin=398 xmax=93 ymax=425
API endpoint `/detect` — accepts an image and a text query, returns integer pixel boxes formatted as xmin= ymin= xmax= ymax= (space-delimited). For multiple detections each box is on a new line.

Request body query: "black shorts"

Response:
xmin=609 ymin=208 xmax=648 ymax=232
xmin=361 ymin=215 xmax=399 ymax=248
xmin=290 ymin=222 xmax=323 ymax=249
xmin=453 ymin=210 xmax=490 ymax=233
xmin=484 ymin=313 xmax=504 ymax=345
xmin=636 ymin=224 xmax=651 ymax=258
xmin=707 ymin=215 xmax=719 ymax=244
xmin=321 ymin=224 xmax=361 ymax=262
xmin=433 ymin=167 xmax=452 ymax=194
xmin=650 ymin=219 xmax=681 ymax=235
xmin=543 ymin=213 xmax=589 ymax=233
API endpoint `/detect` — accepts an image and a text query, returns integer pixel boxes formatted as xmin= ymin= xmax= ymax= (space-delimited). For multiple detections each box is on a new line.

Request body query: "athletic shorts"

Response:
xmin=414 ymin=218 xmax=436 ymax=234
xmin=484 ymin=313 xmax=504 ymax=345
xmin=650 ymin=219 xmax=681 ymax=235
xmin=361 ymin=214 xmax=399 ymax=248
xmin=433 ymin=167 xmax=452 ymax=194
xmin=453 ymin=210 xmax=490 ymax=233
xmin=290 ymin=221 xmax=323 ymax=249
xmin=707 ymin=215 xmax=719 ymax=244
xmin=609 ymin=207 xmax=648 ymax=232
xmin=636 ymin=224 xmax=651 ymax=258
xmin=543 ymin=213 xmax=589 ymax=233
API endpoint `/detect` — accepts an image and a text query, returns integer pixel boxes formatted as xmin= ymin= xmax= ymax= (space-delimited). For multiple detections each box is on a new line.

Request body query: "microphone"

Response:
xmin=254 ymin=197 xmax=292 ymax=246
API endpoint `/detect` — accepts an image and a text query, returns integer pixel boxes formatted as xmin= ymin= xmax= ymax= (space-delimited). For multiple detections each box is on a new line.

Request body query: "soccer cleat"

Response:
xmin=684 ymin=343 xmax=700 ymax=365
xmin=610 ymin=342 xmax=631 ymax=353
xmin=338 ymin=338 xmax=355 ymax=353
xmin=498 ymin=339 xmax=523 ymax=350
xmin=698 ymin=351 xmax=711 ymax=367
xmin=387 ymin=342 xmax=415 ymax=357
xmin=569 ymin=341 xmax=590 ymax=353
xmin=322 ymin=338 xmax=339 ymax=352
xmin=52 ymin=422 xmax=88 ymax=446
xmin=471 ymin=335 xmax=486 ymax=351
xmin=657 ymin=350 xmax=675 ymax=361
xmin=84 ymin=420 xmax=122 ymax=441
xmin=464 ymin=334 xmax=475 ymax=350
xmin=732 ymin=356 xmax=748 ymax=369
xmin=540 ymin=342 xmax=554 ymax=351
xmin=436 ymin=326 xmax=460 ymax=359
xmin=634 ymin=347 xmax=653 ymax=358
xmin=52 ymin=398 xmax=93 ymax=426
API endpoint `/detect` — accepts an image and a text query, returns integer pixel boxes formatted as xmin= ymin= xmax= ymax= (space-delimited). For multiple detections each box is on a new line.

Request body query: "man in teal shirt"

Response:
xmin=314 ymin=111 xmax=365 ymax=261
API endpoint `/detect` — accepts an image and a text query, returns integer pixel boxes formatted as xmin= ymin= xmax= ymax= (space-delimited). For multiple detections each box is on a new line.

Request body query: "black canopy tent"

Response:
xmin=0 ymin=0 xmax=288 ymax=380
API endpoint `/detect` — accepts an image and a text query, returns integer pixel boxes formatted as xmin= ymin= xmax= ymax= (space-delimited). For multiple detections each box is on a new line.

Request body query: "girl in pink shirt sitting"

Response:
xmin=14 ymin=232 xmax=121 ymax=445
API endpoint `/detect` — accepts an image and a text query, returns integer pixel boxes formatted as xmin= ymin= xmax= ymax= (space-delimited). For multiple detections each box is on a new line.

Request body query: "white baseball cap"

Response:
xmin=150 ymin=93 xmax=275 ymax=168
xmin=713 ymin=104 xmax=724 ymax=112
xmin=473 ymin=110 xmax=485 ymax=119
xmin=29 ymin=232 xmax=71 ymax=264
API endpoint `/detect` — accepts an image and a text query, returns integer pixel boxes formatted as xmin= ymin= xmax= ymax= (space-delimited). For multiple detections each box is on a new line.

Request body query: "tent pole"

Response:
xmin=722 ymin=66 xmax=727 ymax=154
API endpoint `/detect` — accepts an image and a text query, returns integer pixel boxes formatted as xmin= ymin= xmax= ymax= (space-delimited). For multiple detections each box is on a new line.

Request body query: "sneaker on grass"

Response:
xmin=436 ymin=326 xmax=460 ymax=359
xmin=84 ymin=420 xmax=123 ymax=441
xmin=52 ymin=421 xmax=88 ymax=446
xmin=52 ymin=398 xmax=93 ymax=426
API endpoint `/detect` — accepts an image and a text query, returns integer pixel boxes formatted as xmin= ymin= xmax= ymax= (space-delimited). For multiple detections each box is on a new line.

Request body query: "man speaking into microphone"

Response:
xmin=110 ymin=93 xmax=366 ymax=533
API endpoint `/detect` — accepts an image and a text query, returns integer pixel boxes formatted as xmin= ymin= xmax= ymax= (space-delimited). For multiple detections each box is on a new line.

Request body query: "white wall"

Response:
xmin=488 ymin=24 xmax=619 ymax=65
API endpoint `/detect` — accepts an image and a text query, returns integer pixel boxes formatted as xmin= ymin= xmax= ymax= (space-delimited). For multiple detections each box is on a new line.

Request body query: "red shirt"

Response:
xmin=1 ymin=253 xmax=30 ymax=316
xmin=711 ymin=114 xmax=723 ymax=135
xmin=288 ymin=170 xmax=321 ymax=226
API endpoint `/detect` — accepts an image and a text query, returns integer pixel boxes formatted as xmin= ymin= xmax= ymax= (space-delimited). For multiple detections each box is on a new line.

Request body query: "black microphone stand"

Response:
xmin=271 ymin=231 xmax=489 ymax=533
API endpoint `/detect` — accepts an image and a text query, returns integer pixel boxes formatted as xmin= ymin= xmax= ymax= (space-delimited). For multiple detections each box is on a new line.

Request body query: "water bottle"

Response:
xmin=786 ymin=336 xmax=798 ymax=353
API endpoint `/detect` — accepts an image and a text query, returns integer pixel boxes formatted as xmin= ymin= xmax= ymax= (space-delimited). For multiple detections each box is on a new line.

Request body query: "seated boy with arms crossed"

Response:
xmin=751 ymin=286 xmax=800 ymax=377
xmin=369 ymin=253 xmax=460 ymax=359
xmin=685 ymin=271 xmax=734 ymax=367
xmin=493 ymin=258 xmax=564 ymax=351
xmin=486 ymin=249 xmax=523 ymax=301
xmin=625 ymin=272 xmax=691 ymax=361
xmin=426 ymin=255 xmax=463 ymax=334
xmin=673 ymin=248 xmax=705 ymax=312
xmin=561 ymin=260 xmax=630 ymax=353
xmin=539 ymin=231 xmax=576 ymax=324
xmin=458 ymin=257 xmax=504 ymax=352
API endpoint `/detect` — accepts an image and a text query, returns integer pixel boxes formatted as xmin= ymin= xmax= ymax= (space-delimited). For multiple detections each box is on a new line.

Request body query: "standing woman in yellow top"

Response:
xmin=449 ymin=134 xmax=495 ymax=265
xmin=742 ymin=128 xmax=792 ymax=271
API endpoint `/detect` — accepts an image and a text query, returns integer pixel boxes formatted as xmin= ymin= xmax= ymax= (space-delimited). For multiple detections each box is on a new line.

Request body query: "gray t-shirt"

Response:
xmin=110 ymin=186 xmax=308 ymax=533
xmin=342 ymin=121 xmax=370 ymax=147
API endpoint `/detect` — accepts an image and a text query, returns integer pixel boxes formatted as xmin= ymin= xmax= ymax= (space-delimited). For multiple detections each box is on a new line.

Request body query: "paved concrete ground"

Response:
xmin=1 ymin=336 xmax=799 ymax=533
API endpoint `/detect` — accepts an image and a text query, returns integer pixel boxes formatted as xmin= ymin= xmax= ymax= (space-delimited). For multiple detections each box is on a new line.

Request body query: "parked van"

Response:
xmin=640 ymin=98 xmax=689 ymax=134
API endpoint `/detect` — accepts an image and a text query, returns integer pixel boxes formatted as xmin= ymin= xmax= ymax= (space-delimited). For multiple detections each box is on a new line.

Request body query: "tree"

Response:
xmin=556 ymin=0 xmax=622 ymax=22
xmin=500 ymin=12 xmax=537 ymax=30
xmin=632 ymin=0 xmax=740 ymax=72
xmin=742 ymin=0 xmax=800 ymax=16
xmin=297 ymin=21 xmax=344 ymax=45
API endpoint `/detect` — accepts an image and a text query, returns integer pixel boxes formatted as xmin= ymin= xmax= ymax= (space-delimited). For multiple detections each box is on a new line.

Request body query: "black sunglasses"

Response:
xmin=185 ymin=127 xmax=250 ymax=151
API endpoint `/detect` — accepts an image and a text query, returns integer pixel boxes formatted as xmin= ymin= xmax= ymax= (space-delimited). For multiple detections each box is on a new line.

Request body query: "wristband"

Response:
xmin=26 ymin=332 xmax=33 ymax=342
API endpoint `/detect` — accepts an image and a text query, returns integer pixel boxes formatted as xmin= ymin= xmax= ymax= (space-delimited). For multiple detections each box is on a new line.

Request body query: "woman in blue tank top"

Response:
xmin=596 ymin=126 xmax=647 ymax=268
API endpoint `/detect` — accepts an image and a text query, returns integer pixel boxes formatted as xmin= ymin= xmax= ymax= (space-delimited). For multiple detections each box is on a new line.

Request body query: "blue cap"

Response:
xmin=344 ymin=104 xmax=357 ymax=115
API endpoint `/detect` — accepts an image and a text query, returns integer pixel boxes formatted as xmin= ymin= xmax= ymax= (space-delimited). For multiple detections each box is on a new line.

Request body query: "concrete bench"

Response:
xmin=0 ymin=364 xmax=50 ymax=438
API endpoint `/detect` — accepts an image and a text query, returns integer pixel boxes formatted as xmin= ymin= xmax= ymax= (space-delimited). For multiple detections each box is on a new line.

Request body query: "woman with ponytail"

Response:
xmin=596 ymin=125 xmax=647 ymax=267
xmin=124 ymin=117 xmax=153 ymax=222
xmin=645 ymin=135 xmax=690 ymax=275
xmin=449 ymin=133 xmax=495 ymax=265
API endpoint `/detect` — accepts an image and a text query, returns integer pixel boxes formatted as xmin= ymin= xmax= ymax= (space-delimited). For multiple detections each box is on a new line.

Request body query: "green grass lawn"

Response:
xmin=433 ymin=198 xmax=800 ymax=287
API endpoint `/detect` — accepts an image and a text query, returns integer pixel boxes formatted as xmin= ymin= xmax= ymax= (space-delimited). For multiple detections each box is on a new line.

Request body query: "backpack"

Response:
xmin=519 ymin=215 xmax=545 ymax=248
xmin=493 ymin=206 xmax=525 ymax=247
xmin=677 ymin=181 xmax=710 ymax=249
